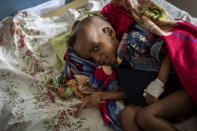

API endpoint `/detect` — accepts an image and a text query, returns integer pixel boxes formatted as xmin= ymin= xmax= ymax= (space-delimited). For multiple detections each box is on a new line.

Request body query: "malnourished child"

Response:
xmin=64 ymin=0 xmax=197 ymax=130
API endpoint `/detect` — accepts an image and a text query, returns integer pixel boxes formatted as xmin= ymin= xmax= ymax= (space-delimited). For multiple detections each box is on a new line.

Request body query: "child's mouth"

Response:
xmin=104 ymin=57 xmax=108 ymax=64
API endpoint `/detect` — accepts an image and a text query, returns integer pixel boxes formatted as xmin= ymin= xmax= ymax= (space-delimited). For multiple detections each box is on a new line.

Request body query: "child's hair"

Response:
xmin=66 ymin=17 xmax=90 ymax=49
xmin=66 ymin=16 xmax=113 ymax=49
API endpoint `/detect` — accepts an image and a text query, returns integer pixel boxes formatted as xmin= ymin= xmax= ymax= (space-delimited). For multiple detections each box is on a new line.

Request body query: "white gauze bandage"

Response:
xmin=146 ymin=78 xmax=164 ymax=98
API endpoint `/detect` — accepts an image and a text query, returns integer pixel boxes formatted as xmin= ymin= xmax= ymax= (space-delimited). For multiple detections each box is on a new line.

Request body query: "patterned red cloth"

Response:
xmin=101 ymin=4 xmax=134 ymax=40
xmin=64 ymin=48 xmax=122 ymax=130
xmin=100 ymin=101 xmax=113 ymax=124
xmin=162 ymin=20 xmax=197 ymax=105
xmin=93 ymin=67 xmax=116 ymax=89
xmin=102 ymin=3 xmax=197 ymax=106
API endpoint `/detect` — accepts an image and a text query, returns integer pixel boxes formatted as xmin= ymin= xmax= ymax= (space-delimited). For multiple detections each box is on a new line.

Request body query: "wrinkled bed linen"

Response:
xmin=0 ymin=11 xmax=112 ymax=131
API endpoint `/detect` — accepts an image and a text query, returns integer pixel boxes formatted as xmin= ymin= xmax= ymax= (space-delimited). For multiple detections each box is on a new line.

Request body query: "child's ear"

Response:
xmin=102 ymin=27 xmax=116 ymax=39
xmin=71 ymin=20 xmax=80 ymax=33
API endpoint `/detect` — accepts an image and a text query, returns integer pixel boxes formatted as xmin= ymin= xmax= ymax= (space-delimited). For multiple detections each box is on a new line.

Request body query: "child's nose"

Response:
xmin=91 ymin=54 xmax=101 ymax=65
xmin=94 ymin=56 xmax=101 ymax=65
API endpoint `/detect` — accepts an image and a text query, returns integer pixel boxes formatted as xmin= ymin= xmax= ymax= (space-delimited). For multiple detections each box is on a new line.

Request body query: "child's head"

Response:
xmin=67 ymin=16 xmax=119 ymax=66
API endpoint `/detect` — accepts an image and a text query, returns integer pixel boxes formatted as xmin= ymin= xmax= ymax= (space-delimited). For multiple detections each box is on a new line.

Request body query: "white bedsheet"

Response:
xmin=0 ymin=10 xmax=112 ymax=131
xmin=0 ymin=0 xmax=196 ymax=131
xmin=152 ymin=0 xmax=197 ymax=25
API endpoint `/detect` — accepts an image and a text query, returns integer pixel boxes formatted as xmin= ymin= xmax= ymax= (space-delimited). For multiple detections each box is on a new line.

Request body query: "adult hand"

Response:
xmin=146 ymin=93 xmax=158 ymax=104
xmin=74 ymin=92 xmax=101 ymax=117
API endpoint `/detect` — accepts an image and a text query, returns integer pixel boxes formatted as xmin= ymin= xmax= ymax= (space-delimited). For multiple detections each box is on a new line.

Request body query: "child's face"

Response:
xmin=73 ymin=19 xmax=119 ymax=66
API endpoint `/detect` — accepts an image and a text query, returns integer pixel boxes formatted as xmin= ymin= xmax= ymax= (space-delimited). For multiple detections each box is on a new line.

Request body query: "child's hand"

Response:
xmin=146 ymin=78 xmax=164 ymax=97
xmin=145 ymin=78 xmax=164 ymax=104
xmin=111 ymin=0 xmax=131 ymax=11
xmin=146 ymin=93 xmax=158 ymax=104
xmin=74 ymin=92 xmax=101 ymax=117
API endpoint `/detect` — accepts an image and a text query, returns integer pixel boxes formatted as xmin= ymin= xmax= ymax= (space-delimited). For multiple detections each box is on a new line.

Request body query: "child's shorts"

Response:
xmin=117 ymin=60 xmax=183 ymax=106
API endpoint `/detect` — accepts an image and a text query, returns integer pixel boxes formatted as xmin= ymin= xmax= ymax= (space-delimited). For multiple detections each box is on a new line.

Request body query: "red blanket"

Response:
xmin=102 ymin=4 xmax=197 ymax=105
xmin=162 ymin=21 xmax=197 ymax=105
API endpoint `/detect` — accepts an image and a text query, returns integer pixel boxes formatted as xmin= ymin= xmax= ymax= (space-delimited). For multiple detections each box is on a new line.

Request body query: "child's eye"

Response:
xmin=93 ymin=44 xmax=99 ymax=52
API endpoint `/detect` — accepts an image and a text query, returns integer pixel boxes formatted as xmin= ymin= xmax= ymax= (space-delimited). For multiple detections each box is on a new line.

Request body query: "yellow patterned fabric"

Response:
xmin=141 ymin=6 xmax=167 ymax=21
xmin=111 ymin=0 xmax=177 ymax=36
xmin=117 ymin=57 xmax=123 ymax=64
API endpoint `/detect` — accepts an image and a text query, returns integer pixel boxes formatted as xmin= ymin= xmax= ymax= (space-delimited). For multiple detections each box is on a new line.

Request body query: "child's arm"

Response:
xmin=75 ymin=91 xmax=126 ymax=117
xmin=157 ymin=51 xmax=171 ymax=85
xmin=146 ymin=48 xmax=171 ymax=104
xmin=75 ymin=66 xmax=126 ymax=117
xmin=98 ymin=91 xmax=126 ymax=101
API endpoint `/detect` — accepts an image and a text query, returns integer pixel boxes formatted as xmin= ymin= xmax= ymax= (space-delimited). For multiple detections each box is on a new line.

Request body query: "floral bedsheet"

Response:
xmin=0 ymin=10 xmax=112 ymax=131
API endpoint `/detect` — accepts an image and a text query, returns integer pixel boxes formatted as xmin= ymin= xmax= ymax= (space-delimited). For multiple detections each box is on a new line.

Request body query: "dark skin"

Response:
xmin=72 ymin=16 xmax=126 ymax=117
xmin=113 ymin=0 xmax=196 ymax=131
xmin=71 ymin=15 xmax=196 ymax=130
xmin=73 ymin=17 xmax=119 ymax=66
xmin=72 ymin=16 xmax=170 ymax=112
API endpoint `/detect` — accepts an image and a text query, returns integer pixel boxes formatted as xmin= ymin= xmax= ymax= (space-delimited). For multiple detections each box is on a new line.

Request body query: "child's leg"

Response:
xmin=120 ymin=106 xmax=142 ymax=131
xmin=136 ymin=88 xmax=196 ymax=131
